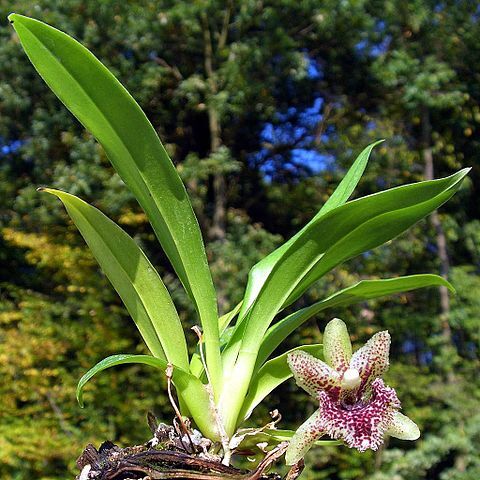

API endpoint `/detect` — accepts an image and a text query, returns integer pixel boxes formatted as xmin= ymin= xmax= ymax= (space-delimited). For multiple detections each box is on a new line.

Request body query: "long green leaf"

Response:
xmin=235 ymin=429 xmax=341 ymax=450
xmin=10 ymin=14 xmax=221 ymax=390
xmin=219 ymin=170 xmax=468 ymax=433
xmin=238 ymin=169 xmax=468 ymax=356
xmin=256 ymin=274 xmax=453 ymax=369
xmin=77 ymin=354 xmax=220 ymax=441
xmin=285 ymin=175 xmax=465 ymax=305
xmin=238 ymin=344 xmax=323 ymax=424
xmin=236 ymin=142 xmax=382 ymax=325
xmin=222 ymin=142 xmax=382 ymax=376
xmin=41 ymin=188 xmax=189 ymax=368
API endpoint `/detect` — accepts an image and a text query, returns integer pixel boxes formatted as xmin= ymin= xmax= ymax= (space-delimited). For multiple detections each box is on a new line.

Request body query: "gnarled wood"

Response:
xmin=75 ymin=441 xmax=286 ymax=480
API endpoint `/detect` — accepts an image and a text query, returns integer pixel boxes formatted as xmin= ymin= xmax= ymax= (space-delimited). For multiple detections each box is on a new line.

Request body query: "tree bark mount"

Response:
xmin=75 ymin=440 xmax=299 ymax=480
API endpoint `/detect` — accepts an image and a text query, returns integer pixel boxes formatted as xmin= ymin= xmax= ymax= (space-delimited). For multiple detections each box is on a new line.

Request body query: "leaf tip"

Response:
xmin=367 ymin=139 xmax=386 ymax=151
xmin=454 ymin=167 xmax=471 ymax=182
xmin=37 ymin=186 xmax=59 ymax=196
xmin=76 ymin=388 xmax=85 ymax=408
xmin=446 ymin=282 xmax=456 ymax=295
xmin=7 ymin=13 xmax=17 ymax=24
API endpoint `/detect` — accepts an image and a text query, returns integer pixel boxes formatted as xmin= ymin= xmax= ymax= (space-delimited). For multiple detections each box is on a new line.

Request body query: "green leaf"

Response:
xmin=77 ymin=354 xmax=220 ymax=441
xmin=236 ymin=142 xmax=381 ymax=324
xmin=313 ymin=140 xmax=384 ymax=218
xmin=286 ymin=170 xmax=467 ymax=304
xmin=41 ymin=188 xmax=189 ymax=368
xmin=256 ymin=274 xmax=453 ymax=369
xmin=219 ymin=302 xmax=243 ymax=335
xmin=235 ymin=428 xmax=341 ymax=450
xmin=240 ymin=169 xmax=468 ymax=357
xmin=223 ymin=142 xmax=382 ymax=375
xmin=10 ymin=14 xmax=221 ymax=391
xmin=219 ymin=170 xmax=468 ymax=434
xmin=238 ymin=344 xmax=323 ymax=424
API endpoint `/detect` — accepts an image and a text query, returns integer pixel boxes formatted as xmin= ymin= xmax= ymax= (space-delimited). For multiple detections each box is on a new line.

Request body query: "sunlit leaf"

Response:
xmin=41 ymin=188 xmax=189 ymax=368
xmin=77 ymin=354 xmax=220 ymax=441
xmin=313 ymin=140 xmax=384 ymax=218
xmin=10 ymin=14 xmax=221 ymax=390
xmin=256 ymin=274 xmax=453 ymax=369
xmin=236 ymin=142 xmax=382 ymax=325
xmin=239 ymin=169 xmax=468 ymax=357
xmin=238 ymin=344 xmax=323 ymax=424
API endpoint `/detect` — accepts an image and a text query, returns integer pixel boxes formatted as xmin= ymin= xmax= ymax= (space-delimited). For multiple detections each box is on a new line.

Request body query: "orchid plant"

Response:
xmin=10 ymin=13 xmax=468 ymax=468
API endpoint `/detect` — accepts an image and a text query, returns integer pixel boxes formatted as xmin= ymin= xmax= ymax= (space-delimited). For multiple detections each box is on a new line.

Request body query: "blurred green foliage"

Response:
xmin=0 ymin=0 xmax=479 ymax=479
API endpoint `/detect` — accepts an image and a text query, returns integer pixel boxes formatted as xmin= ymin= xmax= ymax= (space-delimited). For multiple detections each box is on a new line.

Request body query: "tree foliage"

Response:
xmin=1 ymin=1 xmax=479 ymax=479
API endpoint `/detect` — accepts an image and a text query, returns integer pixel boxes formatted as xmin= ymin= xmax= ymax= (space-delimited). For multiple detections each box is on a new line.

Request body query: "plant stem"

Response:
xmin=219 ymin=350 xmax=258 ymax=436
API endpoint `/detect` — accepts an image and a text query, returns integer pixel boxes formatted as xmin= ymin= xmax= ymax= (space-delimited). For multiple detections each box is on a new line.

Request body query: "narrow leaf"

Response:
xmin=256 ymin=274 xmax=453 ymax=368
xmin=40 ymin=188 xmax=189 ymax=368
xmin=315 ymin=140 xmax=384 ymax=218
xmin=220 ymin=171 xmax=467 ymax=432
xmin=77 ymin=354 xmax=220 ymax=441
xmin=236 ymin=142 xmax=382 ymax=324
xmin=10 ymin=14 xmax=221 ymax=389
xmin=286 ymin=172 xmax=467 ymax=304
xmin=238 ymin=169 xmax=468 ymax=358
xmin=238 ymin=344 xmax=323 ymax=424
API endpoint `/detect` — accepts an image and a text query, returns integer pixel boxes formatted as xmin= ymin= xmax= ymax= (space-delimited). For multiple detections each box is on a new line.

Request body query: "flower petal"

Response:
xmin=323 ymin=318 xmax=352 ymax=372
xmin=288 ymin=350 xmax=341 ymax=399
xmin=350 ymin=330 xmax=390 ymax=391
xmin=285 ymin=410 xmax=324 ymax=465
xmin=317 ymin=378 xmax=400 ymax=452
xmin=386 ymin=411 xmax=420 ymax=441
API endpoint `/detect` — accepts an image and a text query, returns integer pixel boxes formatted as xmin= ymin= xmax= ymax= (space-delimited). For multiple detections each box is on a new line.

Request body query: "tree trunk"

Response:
xmin=421 ymin=106 xmax=455 ymax=382
xmin=209 ymin=106 xmax=227 ymax=241
xmin=202 ymin=13 xmax=227 ymax=242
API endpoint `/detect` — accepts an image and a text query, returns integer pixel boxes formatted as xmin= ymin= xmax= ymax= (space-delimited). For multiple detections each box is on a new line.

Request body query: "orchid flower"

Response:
xmin=285 ymin=318 xmax=420 ymax=465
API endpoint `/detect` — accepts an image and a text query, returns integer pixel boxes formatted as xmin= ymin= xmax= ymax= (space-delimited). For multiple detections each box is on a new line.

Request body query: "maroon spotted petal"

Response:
xmin=350 ymin=331 xmax=391 ymax=393
xmin=287 ymin=350 xmax=341 ymax=400
xmin=317 ymin=378 xmax=401 ymax=452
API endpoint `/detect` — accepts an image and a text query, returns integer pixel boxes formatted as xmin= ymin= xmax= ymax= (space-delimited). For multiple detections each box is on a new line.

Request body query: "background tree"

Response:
xmin=0 ymin=1 xmax=478 ymax=479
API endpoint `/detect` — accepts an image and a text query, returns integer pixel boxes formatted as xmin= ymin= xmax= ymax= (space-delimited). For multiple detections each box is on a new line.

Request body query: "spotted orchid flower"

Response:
xmin=285 ymin=318 xmax=420 ymax=465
